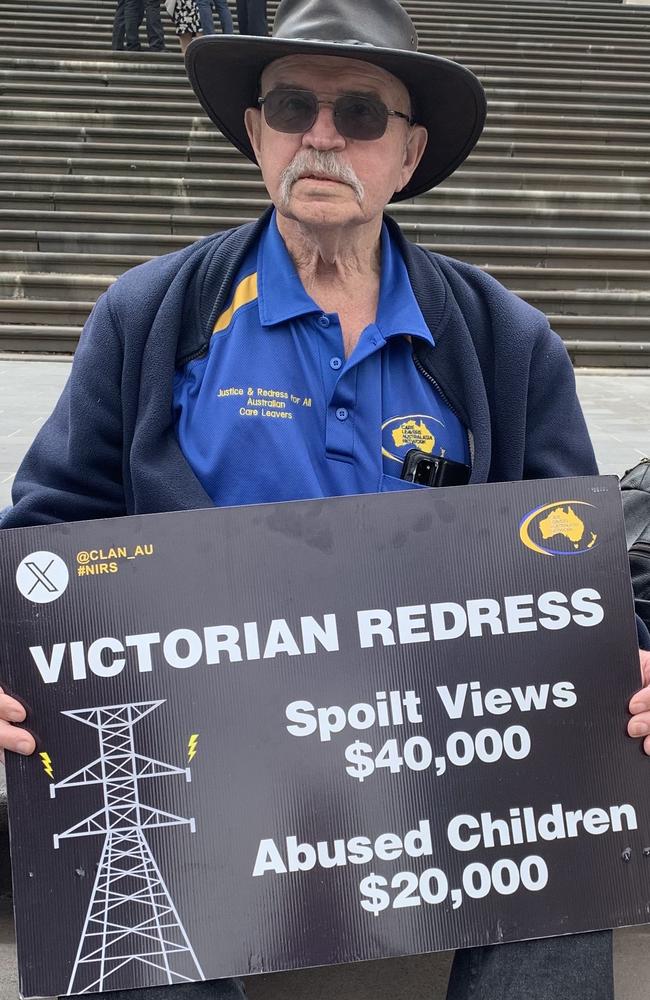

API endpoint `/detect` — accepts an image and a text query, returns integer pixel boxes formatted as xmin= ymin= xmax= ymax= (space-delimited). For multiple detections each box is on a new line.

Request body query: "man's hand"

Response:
xmin=628 ymin=650 xmax=650 ymax=755
xmin=0 ymin=685 xmax=36 ymax=764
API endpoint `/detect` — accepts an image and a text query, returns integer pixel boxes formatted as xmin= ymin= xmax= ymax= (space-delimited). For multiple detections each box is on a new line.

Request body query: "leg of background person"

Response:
xmin=179 ymin=30 xmax=199 ymax=53
xmin=144 ymin=0 xmax=166 ymax=49
xmin=124 ymin=0 xmax=143 ymax=49
xmin=235 ymin=0 xmax=248 ymax=34
xmin=244 ymin=0 xmax=267 ymax=36
xmin=196 ymin=0 xmax=216 ymax=35
xmin=67 ymin=979 xmax=247 ymax=1000
xmin=212 ymin=0 xmax=233 ymax=34
xmin=446 ymin=931 xmax=613 ymax=1000
xmin=112 ymin=0 xmax=126 ymax=48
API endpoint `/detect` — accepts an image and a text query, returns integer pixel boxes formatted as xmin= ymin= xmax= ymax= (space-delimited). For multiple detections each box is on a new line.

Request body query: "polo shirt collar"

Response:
xmin=258 ymin=209 xmax=434 ymax=347
xmin=257 ymin=211 xmax=320 ymax=326
xmin=375 ymin=222 xmax=433 ymax=345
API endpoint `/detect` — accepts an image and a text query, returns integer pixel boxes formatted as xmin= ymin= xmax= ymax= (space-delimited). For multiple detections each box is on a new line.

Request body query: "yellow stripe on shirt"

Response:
xmin=213 ymin=273 xmax=258 ymax=333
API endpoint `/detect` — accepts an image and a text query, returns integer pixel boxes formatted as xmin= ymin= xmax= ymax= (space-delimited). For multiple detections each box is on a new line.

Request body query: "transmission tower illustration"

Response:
xmin=49 ymin=700 xmax=205 ymax=995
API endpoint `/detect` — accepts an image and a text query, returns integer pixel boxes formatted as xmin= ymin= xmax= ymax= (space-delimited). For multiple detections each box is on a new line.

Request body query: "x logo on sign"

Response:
xmin=25 ymin=559 xmax=59 ymax=595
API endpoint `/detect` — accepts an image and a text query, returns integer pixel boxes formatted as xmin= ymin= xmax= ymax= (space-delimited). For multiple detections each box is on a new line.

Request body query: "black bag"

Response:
xmin=621 ymin=458 xmax=650 ymax=634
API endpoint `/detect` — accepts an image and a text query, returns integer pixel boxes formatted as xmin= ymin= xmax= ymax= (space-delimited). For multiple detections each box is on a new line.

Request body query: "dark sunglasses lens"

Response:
xmin=263 ymin=89 xmax=317 ymax=133
xmin=336 ymin=96 xmax=388 ymax=140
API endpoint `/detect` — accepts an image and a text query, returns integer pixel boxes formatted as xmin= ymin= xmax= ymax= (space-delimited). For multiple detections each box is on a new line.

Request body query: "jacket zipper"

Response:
xmin=413 ymin=354 xmax=475 ymax=471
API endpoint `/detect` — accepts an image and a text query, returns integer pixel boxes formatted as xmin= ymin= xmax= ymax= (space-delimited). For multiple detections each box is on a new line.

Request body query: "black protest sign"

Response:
xmin=0 ymin=476 xmax=646 ymax=998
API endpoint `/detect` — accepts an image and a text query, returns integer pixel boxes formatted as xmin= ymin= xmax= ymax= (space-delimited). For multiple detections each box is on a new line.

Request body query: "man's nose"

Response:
xmin=301 ymin=104 xmax=346 ymax=150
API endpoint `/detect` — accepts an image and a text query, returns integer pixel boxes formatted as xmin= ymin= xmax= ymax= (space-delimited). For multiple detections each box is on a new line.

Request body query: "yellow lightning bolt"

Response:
xmin=187 ymin=734 xmax=199 ymax=763
xmin=39 ymin=752 xmax=54 ymax=780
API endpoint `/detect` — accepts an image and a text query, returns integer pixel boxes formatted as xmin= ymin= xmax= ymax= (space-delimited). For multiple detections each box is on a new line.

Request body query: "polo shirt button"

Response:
xmin=318 ymin=314 xmax=330 ymax=328
xmin=336 ymin=407 xmax=349 ymax=421
xmin=330 ymin=356 xmax=342 ymax=370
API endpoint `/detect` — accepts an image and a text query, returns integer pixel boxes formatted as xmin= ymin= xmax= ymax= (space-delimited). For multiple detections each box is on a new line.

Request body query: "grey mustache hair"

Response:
xmin=278 ymin=150 xmax=365 ymax=207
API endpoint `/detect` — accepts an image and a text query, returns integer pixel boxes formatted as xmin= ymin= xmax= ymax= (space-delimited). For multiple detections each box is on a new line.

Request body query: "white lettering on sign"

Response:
xmin=26 ymin=588 xmax=604 ymax=685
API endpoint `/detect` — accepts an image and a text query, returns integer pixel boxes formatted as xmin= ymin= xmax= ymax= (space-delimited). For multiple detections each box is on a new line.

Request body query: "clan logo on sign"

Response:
xmin=15 ymin=551 xmax=69 ymax=603
xmin=519 ymin=501 xmax=598 ymax=557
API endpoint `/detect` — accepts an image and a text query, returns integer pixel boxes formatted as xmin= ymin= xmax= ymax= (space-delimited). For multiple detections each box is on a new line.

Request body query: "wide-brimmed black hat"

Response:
xmin=185 ymin=0 xmax=486 ymax=202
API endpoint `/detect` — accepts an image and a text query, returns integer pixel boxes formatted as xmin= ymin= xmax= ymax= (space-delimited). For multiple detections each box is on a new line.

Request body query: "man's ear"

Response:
xmin=396 ymin=124 xmax=428 ymax=192
xmin=244 ymin=107 xmax=263 ymax=166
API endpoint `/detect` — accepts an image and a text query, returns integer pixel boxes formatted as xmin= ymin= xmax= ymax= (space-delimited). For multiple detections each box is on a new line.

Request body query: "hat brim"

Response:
xmin=185 ymin=35 xmax=486 ymax=202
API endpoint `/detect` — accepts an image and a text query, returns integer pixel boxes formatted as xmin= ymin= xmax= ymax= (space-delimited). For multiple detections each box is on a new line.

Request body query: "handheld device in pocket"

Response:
xmin=400 ymin=448 xmax=470 ymax=487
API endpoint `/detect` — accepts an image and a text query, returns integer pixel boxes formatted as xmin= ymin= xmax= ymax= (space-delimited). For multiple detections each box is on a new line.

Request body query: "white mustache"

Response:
xmin=278 ymin=150 xmax=365 ymax=206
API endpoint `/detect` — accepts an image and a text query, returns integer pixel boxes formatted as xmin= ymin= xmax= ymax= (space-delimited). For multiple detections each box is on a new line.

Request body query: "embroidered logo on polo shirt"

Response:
xmin=215 ymin=384 xmax=314 ymax=422
xmin=381 ymin=414 xmax=444 ymax=465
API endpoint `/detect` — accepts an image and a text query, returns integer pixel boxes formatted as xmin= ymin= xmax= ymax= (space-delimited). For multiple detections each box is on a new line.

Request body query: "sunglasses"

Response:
xmin=257 ymin=87 xmax=414 ymax=141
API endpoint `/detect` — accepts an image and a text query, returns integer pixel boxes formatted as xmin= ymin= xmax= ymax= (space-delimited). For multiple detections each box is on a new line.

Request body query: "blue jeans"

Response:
xmin=123 ymin=0 xmax=165 ymax=49
xmin=235 ymin=0 xmax=267 ymax=35
xmin=197 ymin=0 xmax=234 ymax=34
xmin=446 ymin=931 xmax=613 ymax=999
xmin=112 ymin=0 xmax=126 ymax=48
xmin=65 ymin=931 xmax=613 ymax=1000
xmin=67 ymin=979 xmax=246 ymax=1000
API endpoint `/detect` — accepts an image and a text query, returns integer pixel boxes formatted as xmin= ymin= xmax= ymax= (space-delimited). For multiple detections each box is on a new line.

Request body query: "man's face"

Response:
xmin=244 ymin=54 xmax=428 ymax=230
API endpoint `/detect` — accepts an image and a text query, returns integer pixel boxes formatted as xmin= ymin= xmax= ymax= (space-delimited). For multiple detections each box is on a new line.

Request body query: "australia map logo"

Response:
xmin=519 ymin=501 xmax=598 ymax=556
xmin=381 ymin=414 xmax=443 ymax=464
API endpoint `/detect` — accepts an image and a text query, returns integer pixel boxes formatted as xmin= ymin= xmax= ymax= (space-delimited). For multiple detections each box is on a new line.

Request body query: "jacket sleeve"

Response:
xmin=2 ymin=292 xmax=127 ymax=528
xmin=523 ymin=327 xmax=598 ymax=479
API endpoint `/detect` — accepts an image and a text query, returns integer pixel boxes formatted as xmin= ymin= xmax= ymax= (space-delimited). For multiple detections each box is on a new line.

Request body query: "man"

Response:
xmin=112 ymin=0 xmax=125 ymax=49
xmin=236 ymin=0 xmax=267 ymax=36
xmin=2 ymin=0 xmax=650 ymax=998
xmin=197 ymin=0 xmax=234 ymax=36
xmin=124 ymin=0 xmax=166 ymax=50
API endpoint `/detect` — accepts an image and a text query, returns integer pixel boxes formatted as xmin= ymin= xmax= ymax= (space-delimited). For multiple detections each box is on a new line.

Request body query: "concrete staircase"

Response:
xmin=0 ymin=0 xmax=649 ymax=365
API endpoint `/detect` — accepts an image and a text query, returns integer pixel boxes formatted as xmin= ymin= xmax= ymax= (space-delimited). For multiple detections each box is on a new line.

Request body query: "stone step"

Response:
xmin=5 ymin=286 xmax=650 ymax=325
xmin=5 ymin=72 xmax=650 ymax=111
xmin=1 ymin=37 xmax=649 ymax=63
xmin=0 ymin=0 xmax=647 ymax=365
xmin=2 ymin=113 xmax=647 ymax=151
xmin=1 ymin=316 xmax=646 ymax=368
xmin=6 ymin=0 xmax=642 ymax=21
xmin=0 ymin=322 xmax=83 ymax=353
xmin=3 ymin=241 xmax=649 ymax=273
xmin=3 ymin=39 xmax=650 ymax=70
xmin=2 ymin=216 xmax=648 ymax=251
xmin=4 ymin=191 xmax=650 ymax=233
xmin=4 ymin=171 xmax=650 ymax=210
xmin=0 ymin=250 xmax=149 ymax=275
xmin=2 ymin=265 xmax=648 ymax=304
xmin=0 ymin=2 xmax=650 ymax=31
xmin=4 ymin=56 xmax=650 ymax=88
xmin=1 ymin=135 xmax=647 ymax=175
xmin=4 ymin=14 xmax=649 ymax=36
xmin=1 ymin=298 xmax=647 ymax=338
xmin=4 ymin=89 xmax=650 ymax=129
xmin=2 ymin=156 xmax=648 ymax=194
xmin=519 ymin=289 xmax=650 ymax=317
xmin=3 ymin=44 xmax=643 ymax=72
xmin=0 ymin=272 xmax=116 ymax=302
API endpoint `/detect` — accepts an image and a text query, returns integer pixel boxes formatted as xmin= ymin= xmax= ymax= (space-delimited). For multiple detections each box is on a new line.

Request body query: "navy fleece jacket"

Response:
xmin=4 ymin=210 xmax=599 ymax=518
xmin=2 ymin=211 xmax=647 ymax=649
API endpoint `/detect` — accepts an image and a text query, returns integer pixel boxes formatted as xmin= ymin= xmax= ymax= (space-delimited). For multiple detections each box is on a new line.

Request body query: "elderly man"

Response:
xmin=1 ymin=0 xmax=650 ymax=998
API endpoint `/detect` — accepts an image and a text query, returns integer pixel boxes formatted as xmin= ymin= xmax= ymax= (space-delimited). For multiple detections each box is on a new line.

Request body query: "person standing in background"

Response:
xmin=112 ymin=0 xmax=136 ymax=49
xmin=197 ymin=0 xmax=234 ymax=36
xmin=168 ymin=0 xmax=203 ymax=53
xmin=116 ymin=0 xmax=165 ymax=50
xmin=140 ymin=0 xmax=166 ymax=50
xmin=236 ymin=0 xmax=267 ymax=35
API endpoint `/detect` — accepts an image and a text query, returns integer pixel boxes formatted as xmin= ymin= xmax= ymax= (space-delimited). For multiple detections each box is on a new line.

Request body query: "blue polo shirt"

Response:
xmin=173 ymin=212 xmax=468 ymax=506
